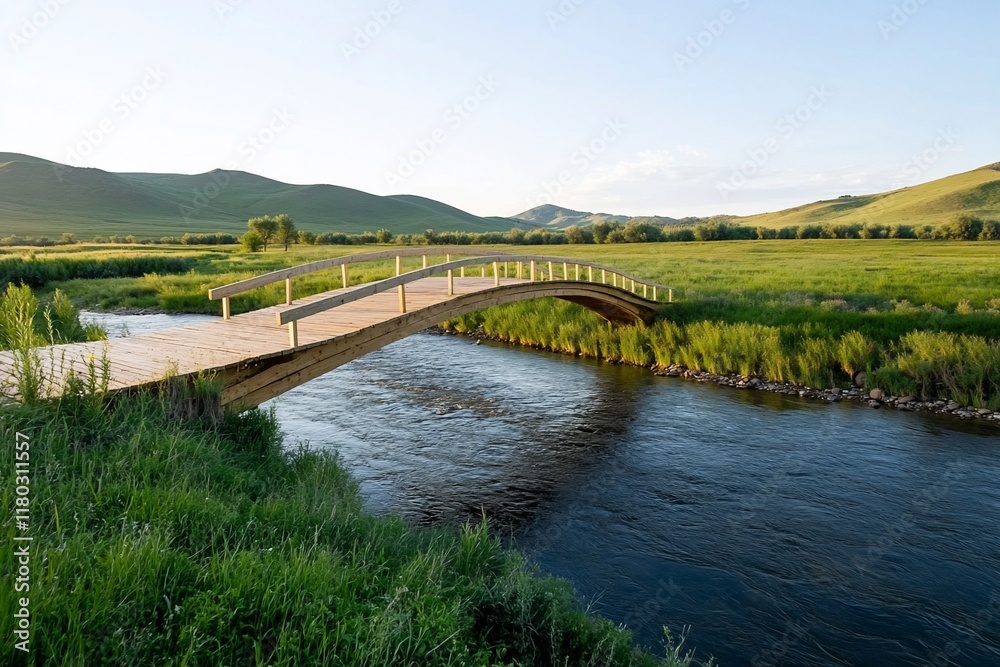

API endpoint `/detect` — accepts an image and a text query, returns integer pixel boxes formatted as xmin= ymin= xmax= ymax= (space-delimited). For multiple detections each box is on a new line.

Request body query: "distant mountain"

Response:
xmin=0 ymin=153 xmax=529 ymax=239
xmin=514 ymin=164 xmax=1000 ymax=231
xmin=513 ymin=204 xmax=685 ymax=229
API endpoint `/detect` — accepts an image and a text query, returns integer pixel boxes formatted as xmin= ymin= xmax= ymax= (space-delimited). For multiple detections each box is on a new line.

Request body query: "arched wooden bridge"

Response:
xmin=2 ymin=248 xmax=672 ymax=408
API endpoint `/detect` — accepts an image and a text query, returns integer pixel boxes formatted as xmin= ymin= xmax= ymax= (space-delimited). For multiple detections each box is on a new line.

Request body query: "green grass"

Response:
xmin=0 ymin=153 xmax=531 ymax=239
xmin=0 ymin=289 xmax=699 ymax=666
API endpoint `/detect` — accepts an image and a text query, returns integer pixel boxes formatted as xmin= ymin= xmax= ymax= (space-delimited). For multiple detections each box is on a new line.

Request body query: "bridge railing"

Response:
xmin=208 ymin=248 xmax=673 ymax=346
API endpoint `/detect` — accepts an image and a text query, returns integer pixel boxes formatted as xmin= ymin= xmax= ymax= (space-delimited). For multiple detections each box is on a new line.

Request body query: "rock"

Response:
xmin=830 ymin=388 xmax=842 ymax=396
xmin=853 ymin=371 xmax=868 ymax=387
xmin=868 ymin=400 xmax=882 ymax=410
xmin=978 ymin=408 xmax=993 ymax=416
xmin=947 ymin=402 xmax=961 ymax=411
xmin=869 ymin=389 xmax=884 ymax=401
xmin=897 ymin=396 xmax=914 ymax=405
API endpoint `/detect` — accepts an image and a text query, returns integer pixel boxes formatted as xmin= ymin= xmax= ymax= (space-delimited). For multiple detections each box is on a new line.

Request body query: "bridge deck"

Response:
xmin=2 ymin=277 xmax=525 ymax=396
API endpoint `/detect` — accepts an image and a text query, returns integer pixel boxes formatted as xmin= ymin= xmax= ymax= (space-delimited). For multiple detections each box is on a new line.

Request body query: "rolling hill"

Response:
xmin=515 ymin=164 xmax=1000 ymax=230
xmin=737 ymin=164 xmax=1000 ymax=229
xmin=0 ymin=153 xmax=529 ymax=239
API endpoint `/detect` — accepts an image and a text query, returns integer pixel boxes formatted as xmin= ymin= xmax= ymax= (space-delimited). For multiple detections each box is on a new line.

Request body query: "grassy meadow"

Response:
xmin=4 ymin=238 xmax=1000 ymax=406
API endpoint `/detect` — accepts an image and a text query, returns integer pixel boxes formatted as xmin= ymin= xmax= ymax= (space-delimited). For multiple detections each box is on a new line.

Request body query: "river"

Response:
xmin=85 ymin=312 xmax=1000 ymax=666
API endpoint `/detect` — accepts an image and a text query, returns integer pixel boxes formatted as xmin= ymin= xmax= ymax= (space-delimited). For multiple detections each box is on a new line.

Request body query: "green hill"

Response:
xmin=736 ymin=164 xmax=1000 ymax=229
xmin=0 ymin=153 xmax=527 ymax=239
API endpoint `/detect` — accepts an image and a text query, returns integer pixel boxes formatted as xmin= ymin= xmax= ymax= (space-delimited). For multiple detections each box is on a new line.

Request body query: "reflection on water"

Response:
xmin=91 ymin=314 xmax=1000 ymax=666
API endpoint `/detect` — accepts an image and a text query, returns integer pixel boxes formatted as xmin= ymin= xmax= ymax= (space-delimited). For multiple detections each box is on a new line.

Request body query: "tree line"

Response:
xmin=2 ymin=214 xmax=997 ymax=249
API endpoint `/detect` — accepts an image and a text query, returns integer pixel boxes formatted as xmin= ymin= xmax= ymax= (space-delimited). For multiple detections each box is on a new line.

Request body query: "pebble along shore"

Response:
xmin=653 ymin=364 xmax=1000 ymax=422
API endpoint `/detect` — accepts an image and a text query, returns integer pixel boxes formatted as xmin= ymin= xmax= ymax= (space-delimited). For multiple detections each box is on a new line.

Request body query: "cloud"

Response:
xmin=575 ymin=147 xmax=717 ymax=193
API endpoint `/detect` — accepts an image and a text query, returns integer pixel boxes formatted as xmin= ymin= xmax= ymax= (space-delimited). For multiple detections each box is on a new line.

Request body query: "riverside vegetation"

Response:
xmin=3 ymin=239 xmax=999 ymax=409
xmin=0 ymin=286 xmax=699 ymax=666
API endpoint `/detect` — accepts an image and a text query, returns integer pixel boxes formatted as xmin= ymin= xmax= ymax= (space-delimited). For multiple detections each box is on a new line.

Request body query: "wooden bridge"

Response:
xmin=2 ymin=248 xmax=672 ymax=408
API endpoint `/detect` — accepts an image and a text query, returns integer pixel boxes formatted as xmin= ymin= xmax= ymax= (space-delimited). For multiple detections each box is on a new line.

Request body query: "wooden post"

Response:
xmin=422 ymin=255 xmax=428 ymax=269
xmin=563 ymin=262 xmax=569 ymax=280
xmin=612 ymin=273 xmax=617 ymax=287
xmin=530 ymin=261 xmax=536 ymax=281
xmin=493 ymin=262 xmax=500 ymax=287
xmin=518 ymin=261 xmax=523 ymax=279
xmin=575 ymin=264 xmax=580 ymax=281
xmin=504 ymin=262 xmax=509 ymax=278
xmin=669 ymin=289 xmax=674 ymax=303
xmin=398 ymin=284 xmax=407 ymax=313
xmin=631 ymin=279 xmax=636 ymax=292
xmin=601 ymin=269 xmax=606 ymax=284
xmin=588 ymin=266 xmax=593 ymax=282
xmin=643 ymin=284 xmax=648 ymax=299
xmin=481 ymin=266 xmax=485 ymax=277
xmin=548 ymin=261 xmax=554 ymax=281
xmin=447 ymin=252 xmax=453 ymax=295
xmin=285 ymin=277 xmax=293 ymax=306
xmin=222 ymin=296 xmax=231 ymax=320
xmin=341 ymin=264 xmax=349 ymax=289
xmin=288 ymin=321 xmax=298 ymax=348
xmin=653 ymin=286 xmax=658 ymax=301
xmin=396 ymin=256 xmax=402 ymax=276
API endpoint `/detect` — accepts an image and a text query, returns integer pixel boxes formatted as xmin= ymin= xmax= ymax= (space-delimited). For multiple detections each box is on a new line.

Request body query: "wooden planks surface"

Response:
xmin=0 ymin=278 xmax=525 ymax=396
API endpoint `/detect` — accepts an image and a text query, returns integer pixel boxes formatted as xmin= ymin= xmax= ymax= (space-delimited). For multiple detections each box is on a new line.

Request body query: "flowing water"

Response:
xmin=88 ymin=313 xmax=1000 ymax=666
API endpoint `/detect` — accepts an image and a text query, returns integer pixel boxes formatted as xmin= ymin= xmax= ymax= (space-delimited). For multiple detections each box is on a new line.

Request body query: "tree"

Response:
xmin=979 ymin=220 xmax=1000 ymax=241
xmin=375 ymin=228 xmax=394 ymax=244
xmin=241 ymin=231 xmax=264 ymax=252
xmin=274 ymin=214 xmax=297 ymax=251
xmin=60 ymin=233 xmax=77 ymax=245
xmin=591 ymin=221 xmax=611 ymax=244
xmin=297 ymin=230 xmax=317 ymax=245
xmin=248 ymin=215 xmax=278 ymax=251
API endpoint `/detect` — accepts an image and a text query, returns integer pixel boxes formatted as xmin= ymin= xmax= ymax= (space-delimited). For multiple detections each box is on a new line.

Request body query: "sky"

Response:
xmin=2 ymin=0 xmax=998 ymax=218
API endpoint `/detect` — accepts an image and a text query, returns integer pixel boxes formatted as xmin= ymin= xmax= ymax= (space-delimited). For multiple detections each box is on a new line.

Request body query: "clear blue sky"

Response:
xmin=2 ymin=0 xmax=997 ymax=217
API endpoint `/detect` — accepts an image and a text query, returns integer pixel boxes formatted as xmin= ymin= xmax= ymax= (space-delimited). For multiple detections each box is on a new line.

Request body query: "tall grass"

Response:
xmin=447 ymin=299 xmax=1000 ymax=408
xmin=0 ymin=255 xmax=195 ymax=288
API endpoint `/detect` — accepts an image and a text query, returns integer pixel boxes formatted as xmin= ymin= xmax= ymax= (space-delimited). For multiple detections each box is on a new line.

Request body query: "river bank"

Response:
xmin=445 ymin=325 xmax=1000 ymax=424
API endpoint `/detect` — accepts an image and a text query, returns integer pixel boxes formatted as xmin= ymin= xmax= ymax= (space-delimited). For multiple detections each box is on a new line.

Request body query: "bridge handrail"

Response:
xmin=207 ymin=247 xmax=671 ymax=301
xmin=274 ymin=253 xmax=670 ymax=327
